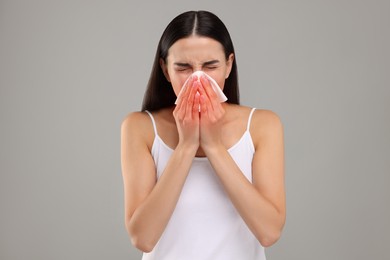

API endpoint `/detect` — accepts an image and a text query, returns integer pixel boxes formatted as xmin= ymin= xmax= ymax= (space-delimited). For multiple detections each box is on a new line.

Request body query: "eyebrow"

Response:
xmin=173 ymin=60 xmax=220 ymax=67
xmin=174 ymin=62 xmax=191 ymax=67
xmin=203 ymin=60 xmax=220 ymax=66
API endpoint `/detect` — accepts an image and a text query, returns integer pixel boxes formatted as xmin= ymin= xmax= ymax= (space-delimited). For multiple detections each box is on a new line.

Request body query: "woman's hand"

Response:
xmin=198 ymin=75 xmax=226 ymax=152
xmin=173 ymin=75 xmax=201 ymax=152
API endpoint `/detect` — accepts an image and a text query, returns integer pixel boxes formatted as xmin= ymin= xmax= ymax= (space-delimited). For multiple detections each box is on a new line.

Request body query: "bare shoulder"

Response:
xmin=121 ymin=111 xmax=151 ymax=134
xmin=250 ymin=109 xmax=284 ymax=147
xmin=251 ymin=109 xmax=283 ymax=128
xmin=225 ymin=105 xmax=282 ymax=127
xmin=121 ymin=111 xmax=154 ymax=149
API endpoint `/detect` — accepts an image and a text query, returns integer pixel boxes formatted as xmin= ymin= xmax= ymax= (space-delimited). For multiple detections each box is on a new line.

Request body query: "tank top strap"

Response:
xmin=246 ymin=108 xmax=257 ymax=131
xmin=145 ymin=110 xmax=158 ymax=136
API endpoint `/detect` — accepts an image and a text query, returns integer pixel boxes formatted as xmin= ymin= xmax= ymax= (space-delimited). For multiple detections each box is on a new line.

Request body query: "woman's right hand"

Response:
xmin=173 ymin=75 xmax=201 ymax=152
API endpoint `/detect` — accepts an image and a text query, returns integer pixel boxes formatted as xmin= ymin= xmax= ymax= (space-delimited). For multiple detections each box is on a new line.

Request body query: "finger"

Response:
xmin=192 ymin=92 xmax=200 ymax=121
xmin=175 ymin=76 xmax=195 ymax=118
xmin=200 ymin=75 xmax=218 ymax=101
xmin=198 ymin=84 xmax=212 ymax=109
xmin=177 ymin=76 xmax=195 ymax=107
xmin=199 ymin=93 xmax=206 ymax=114
xmin=198 ymin=86 xmax=214 ymax=120
xmin=176 ymin=75 xmax=195 ymax=106
xmin=185 ymin=80 xmax=199 ymax=121
xmin=199 ymin=75 xmax=220 ymax=112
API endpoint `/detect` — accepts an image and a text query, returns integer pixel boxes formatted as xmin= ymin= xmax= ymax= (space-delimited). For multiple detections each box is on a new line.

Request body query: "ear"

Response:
xmin=160 ymin=58 xmax=171 ymax=82
xmin=225 ymin=53 xmax=234 ymax=79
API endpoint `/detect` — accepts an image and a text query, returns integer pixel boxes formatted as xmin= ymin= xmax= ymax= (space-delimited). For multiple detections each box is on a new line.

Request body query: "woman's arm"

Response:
xmin=121 ymin=76 xmax=201 ymax=252
xmin=204 ymin=110 xmax=286 ymax=247
xmin=121 ymin=112 xmax=197 ymax=252
xmin=197 ymin=76 xmax=285 ymax=247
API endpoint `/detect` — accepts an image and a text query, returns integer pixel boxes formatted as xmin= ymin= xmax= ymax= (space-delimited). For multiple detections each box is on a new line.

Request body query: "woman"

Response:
xmin=121 ymin=10 xmax=285 ymax=260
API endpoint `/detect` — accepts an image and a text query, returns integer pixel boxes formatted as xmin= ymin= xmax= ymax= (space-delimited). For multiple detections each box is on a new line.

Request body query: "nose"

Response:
xmin=192 ymin=67 xmax=203 ymax=73
xmin=191 ymin=70 xmax=206 ymax=83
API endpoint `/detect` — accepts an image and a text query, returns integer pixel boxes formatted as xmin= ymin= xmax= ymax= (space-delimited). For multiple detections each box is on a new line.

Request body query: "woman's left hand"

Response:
xmin=198 ymin=75 xmax=226 ymax=152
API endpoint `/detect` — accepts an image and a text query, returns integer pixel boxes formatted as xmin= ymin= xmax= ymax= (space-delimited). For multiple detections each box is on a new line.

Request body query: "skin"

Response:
xmin=121 ymin=35 xmax=286 ymax=252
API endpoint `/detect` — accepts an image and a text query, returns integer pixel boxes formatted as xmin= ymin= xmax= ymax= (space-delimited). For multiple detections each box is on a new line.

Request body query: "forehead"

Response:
xmin=167 ymin=36 xmax=225 ymax=63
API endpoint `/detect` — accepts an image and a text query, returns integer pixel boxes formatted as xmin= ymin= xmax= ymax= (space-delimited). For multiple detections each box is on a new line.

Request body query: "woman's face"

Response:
xmin=161 ymin=36 xmax=234 ymax=97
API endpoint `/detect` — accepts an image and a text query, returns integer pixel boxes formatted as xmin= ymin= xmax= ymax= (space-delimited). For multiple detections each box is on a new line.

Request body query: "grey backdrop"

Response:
xmin=1 ymin=0 xmax=389 ymax=259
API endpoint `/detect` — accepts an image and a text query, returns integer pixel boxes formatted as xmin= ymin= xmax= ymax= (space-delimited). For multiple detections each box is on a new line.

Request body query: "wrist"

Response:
xmin=202 ymin=143 xmax=226 ymax=157
xmin=176 ymin=142 xmax=199 ymax=157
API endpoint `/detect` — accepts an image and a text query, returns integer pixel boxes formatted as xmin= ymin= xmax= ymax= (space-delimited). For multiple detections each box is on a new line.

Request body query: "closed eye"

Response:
xmin=203 ymin=60 xmax=220 ymax=70
xmin=176 ymin=68 xmax=189 ymax=72
xmin=174 ymin=62 xmax=192 ymax=72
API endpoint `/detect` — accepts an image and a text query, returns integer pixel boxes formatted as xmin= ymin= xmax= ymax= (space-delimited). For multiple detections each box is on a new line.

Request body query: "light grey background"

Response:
xmin=1 ymin=0 xmax=389 ymax=259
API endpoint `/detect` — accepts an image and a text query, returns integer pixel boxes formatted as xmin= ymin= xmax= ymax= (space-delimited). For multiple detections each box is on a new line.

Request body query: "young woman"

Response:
xmin=121 ymin=10 xmax=285 ymax=260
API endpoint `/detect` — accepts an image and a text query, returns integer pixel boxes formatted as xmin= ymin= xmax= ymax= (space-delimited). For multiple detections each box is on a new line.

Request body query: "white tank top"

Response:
xmin=143 ymin=108 xmax=266 ymax=260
